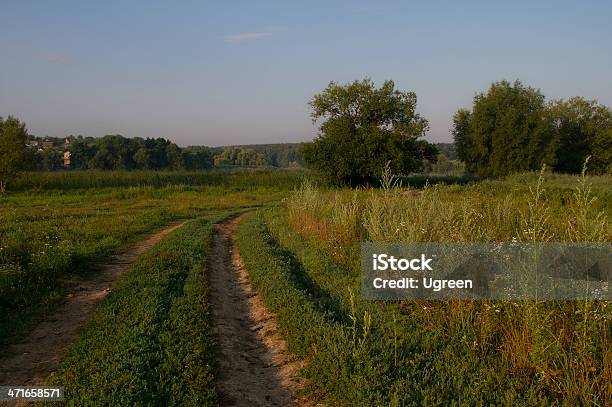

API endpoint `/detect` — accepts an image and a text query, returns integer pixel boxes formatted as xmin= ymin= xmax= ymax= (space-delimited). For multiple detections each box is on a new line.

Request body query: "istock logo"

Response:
xmin=372 ymin=253 xmax=433 ymax=271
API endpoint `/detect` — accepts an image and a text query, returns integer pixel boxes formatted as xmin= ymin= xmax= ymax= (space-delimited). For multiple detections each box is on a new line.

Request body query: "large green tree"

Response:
xmin=547 ymin=97 xmax=612 ymax=174
xmin=302 ymin=79 xmax=436 ymax=185
xmin=454 ymin=81 xmax=612 ymax=176
xmin=452 ymin=80 xmax=556 ymax=177
xmin=0 ymin=116 xmax=29 ymax=192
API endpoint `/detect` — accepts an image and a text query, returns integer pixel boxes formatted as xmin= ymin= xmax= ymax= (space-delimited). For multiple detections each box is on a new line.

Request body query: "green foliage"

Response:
xmin=88 ymin=135 xmax=139 ymax=170
xmin=11 ymin=168 xmax=310 ymax=191
xmin=0 ymin=170 xmax=304 ymax=343
xmin=239 ymin=211 xmax=570 ymax=405
xmin=181 ymin=146 xmax=214 ymax=170
xmin=29 ymin=134 xmax=214 ymax=171
xmin=48 ymin=218 xmax=221 ymax=406
xmin=302 ymin=79 xmax=437 ymax=186
xmin=66 ymin=138 xmax=96 ymax=170
xmin=454 ymin=80 xmax=612 ymax=177
xmin=37 ymin=148 xmax=63 ymax=171
xmin=0 ymin=116 xmax=29 ymax=192
xmin=434 ymin=142 xmax=457 ymax=160
xmin=427 ymin=154 xmax=466 ymax=176
xmin=30 ymin=135 xmax=303 ymax=171
xmin=213 ymin=146 xmax=269 ymax=166
xmin=213 ymin=143 xmax=305 ymax=167
xmin=547 ymin=97 xmax=612 ymax=174
xmin=278 ymin=177 xmax=610 ymax=405
xmin=454 ymin=80 xmax=556 ymax=178
xmin=452 ymin=108 xmax=472 ymax=164
xmin=86 ymin=135 xmax=195 ymax=170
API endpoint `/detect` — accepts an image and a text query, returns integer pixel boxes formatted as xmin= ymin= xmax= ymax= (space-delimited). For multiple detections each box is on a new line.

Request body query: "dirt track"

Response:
xmin=208 ymin=216 xmax=311 ymax=407
xmin=0 ymin=221 xmax=186 ymax=386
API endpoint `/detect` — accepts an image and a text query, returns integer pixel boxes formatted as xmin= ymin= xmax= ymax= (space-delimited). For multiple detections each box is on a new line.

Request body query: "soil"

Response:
xmin=208 ymin=216 xmax=315 ymax=407
xmin=0 ymin=221 xmax=187 ymax=387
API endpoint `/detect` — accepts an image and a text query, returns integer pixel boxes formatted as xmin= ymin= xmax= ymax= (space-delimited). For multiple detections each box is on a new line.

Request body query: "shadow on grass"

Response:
xmin=264 ymin=233 xmax=352 ymax=326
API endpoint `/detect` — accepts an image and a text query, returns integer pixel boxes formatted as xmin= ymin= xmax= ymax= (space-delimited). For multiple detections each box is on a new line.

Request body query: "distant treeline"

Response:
xmin=434 ymin=143 xmax=456 ymax=160
xmin=29 ymin=135 xmax=214 ymax=171
xmin=31 ymin=136 xmax=458 ymax=172
xmin=26 ymin=136 xmax=307 ymax=171
xmin=211 ymin=143 xmax=305 ymax=167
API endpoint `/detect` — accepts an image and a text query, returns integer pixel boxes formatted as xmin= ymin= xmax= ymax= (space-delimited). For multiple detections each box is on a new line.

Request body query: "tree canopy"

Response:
xmin=30 ymin=135 xmax=215 ymax=171
xmin=0 ymin=116 xmax=30 ymax=192
xmin=302 ymin=79 xmax=437 ymax=185
xmin=547 ymin=97 xmax=612 ymax=174
xmin=213 ymin=147 xmax=268 ymax=167
xmin=454 ymin=80 xmax=612 ymax=177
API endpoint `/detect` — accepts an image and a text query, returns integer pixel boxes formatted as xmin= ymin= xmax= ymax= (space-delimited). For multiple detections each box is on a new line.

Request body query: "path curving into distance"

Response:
xmin=208 ymin=216 xmax=313 ymax=407
xmin=0 ymin=221 xmax=187 ymax=387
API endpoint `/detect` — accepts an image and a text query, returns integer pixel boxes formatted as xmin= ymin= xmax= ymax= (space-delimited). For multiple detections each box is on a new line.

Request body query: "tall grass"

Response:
xmin=13 ymin=169 xmax=309 ymax=191
xmin=281 ymin=170 xmax=611 ymax=404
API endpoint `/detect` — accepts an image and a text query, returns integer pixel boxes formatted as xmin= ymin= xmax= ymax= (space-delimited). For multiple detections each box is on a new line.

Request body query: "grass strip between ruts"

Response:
xmin=47 ymin=215 xmax=227 ymax=406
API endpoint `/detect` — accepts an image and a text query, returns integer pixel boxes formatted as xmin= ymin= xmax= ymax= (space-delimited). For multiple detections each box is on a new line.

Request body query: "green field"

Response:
xmin=0 ymin=170 xmax=305 ymax=343
xmin=0 ymin=170 xmax=610 ymax=405
xmin=48 ymin=217 xmax=222 ymax=405
xmin=245 ymin=170 xmax=610 ymax=405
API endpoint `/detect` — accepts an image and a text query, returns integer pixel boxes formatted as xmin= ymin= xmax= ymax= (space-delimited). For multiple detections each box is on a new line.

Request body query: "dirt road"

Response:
xmin=208 ymin=216 xmax=310 ymax=407
xmin=0 ymin=221 xmax=186 ymax=386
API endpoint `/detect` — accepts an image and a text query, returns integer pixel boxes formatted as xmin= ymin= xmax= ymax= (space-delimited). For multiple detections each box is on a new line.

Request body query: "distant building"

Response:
xmin=27 ymin=137 xmax=39 ymax=149
xmin=42 ymin=137 xmax=54 ymax=149
xmin=63 ymin=151 xmax=71 ymax=167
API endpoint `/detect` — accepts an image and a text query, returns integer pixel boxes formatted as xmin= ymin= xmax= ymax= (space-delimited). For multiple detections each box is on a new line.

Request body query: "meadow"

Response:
xmin=0 ymin=170 xmax=305 ymax=344
xmin=238 ymin=169 xmax=611 ymax=405
xmin=1 ymin=169 xmax=610 ymax=405
xmin=48 ymin=217 xmax=224 ymax=405
xmin=10 ymin=168 xmax=306 ymax=191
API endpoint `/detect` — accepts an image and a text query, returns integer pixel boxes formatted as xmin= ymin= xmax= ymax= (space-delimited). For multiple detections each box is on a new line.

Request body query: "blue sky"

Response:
xmin=1 ymin=0 xmax=611 ymax=145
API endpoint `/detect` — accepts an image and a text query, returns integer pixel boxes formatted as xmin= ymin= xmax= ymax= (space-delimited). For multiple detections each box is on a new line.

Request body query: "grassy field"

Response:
xmin=0 ymin=170 xmax=306 ymax=343
xmin=1 ymin=169 xmax=610 ymax=405
xmin=11 ymin=169 xmax=306 ymax=191
xmin=47 ymin=217 xmax=223 ymax=405
xmin=238 ymin=170 xmax=611 ymax=405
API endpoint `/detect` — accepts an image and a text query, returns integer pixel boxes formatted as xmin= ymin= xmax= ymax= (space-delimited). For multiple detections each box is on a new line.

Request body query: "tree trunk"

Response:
xmin=0 ymin=180 xmax=5 ymax=193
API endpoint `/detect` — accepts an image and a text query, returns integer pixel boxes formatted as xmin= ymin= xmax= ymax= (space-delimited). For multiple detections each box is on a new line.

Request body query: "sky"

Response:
xmin=1 ymin=0 xmax=611 ymax=146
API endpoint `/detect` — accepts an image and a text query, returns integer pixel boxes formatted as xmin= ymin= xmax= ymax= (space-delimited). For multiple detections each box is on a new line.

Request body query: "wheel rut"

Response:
xmin=0 ymin=221 xmax=187 ymax=387
xmin=208 ymin=215 xmax=314 ymax=407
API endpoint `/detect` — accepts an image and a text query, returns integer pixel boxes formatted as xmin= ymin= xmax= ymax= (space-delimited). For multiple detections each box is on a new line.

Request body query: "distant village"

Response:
xmin=27 ymin=135 xmax=81 ymax=168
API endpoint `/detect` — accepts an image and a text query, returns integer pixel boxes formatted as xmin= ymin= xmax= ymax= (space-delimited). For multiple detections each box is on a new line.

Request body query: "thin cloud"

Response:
xmin=223 ymin=32 xmax=272 ymax=43
xmin=42 ymin=51 xmax=71 ymax=63
xmin=22 ymin=48 xmax=72 ymax=64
